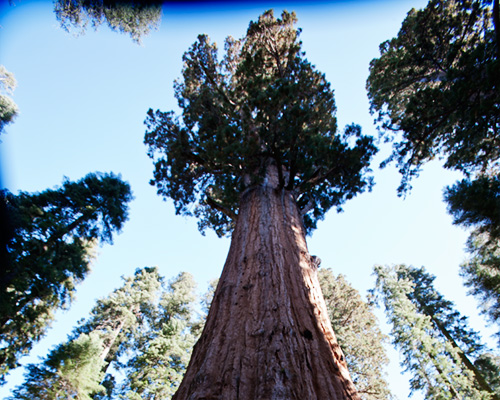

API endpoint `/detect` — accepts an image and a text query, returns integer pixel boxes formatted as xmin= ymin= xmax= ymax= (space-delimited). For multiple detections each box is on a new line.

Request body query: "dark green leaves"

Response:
xmin=0 ymin=172 xmax=132 ymax=383
xmin=461 ymin=231 xmax=500 ymax=345
xmin=145 ymin=10 xmax=376 ymax=236
xmin=367 ymin=0 xmax=499 ymax=194
xmin=445 ymin=176 xmax=500 ymax=240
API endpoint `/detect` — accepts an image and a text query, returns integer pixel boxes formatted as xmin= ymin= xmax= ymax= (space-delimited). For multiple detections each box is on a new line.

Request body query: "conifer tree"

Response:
xmin=373 ymin=264 xmax=499 ymax=400
xmin=119 ymin=272 xmax=199 ymax=399
xmin=318 ymin=269 xmax=392 ymax=400
xmin=145 ymin=10 xmax=376 ymax=399
xmin=53 ymin=0 xmax=162 ymax=43
xmin=461 ymin=231 xmax=500 ymax=345
xmin=367 ymin=0 xmax=500 ymax=361
xmin=367 ymin=0 xmax=499 ymax=194
xmin=0 ymin=172 xmax=132 ymax=383
xmin=10 ymin=267 xmax=162 ymax=400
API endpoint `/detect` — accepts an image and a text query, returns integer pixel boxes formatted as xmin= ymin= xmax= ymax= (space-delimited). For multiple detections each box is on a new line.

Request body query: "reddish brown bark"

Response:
xmin=173 ymin=168 xmax=360 ymax=399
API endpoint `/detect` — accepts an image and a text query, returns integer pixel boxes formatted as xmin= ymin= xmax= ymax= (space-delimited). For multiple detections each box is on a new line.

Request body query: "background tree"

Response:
xmin=10 ymin=267 xmax=163 ymax=400
xmin=461 ymin=231 xmax=500 ymax=344
xmin=318 ymin=268 xmax=392 ymax=400
xmin=53 ymin=0 xmax=163 ymax=44
xmin=119 ymin=272 xmax=199 ymax=399
xmin=11 ymin=333 xmax=107 ymax=400
xmin=367 ymin=0 xmax=500 ymax=362
xmin=373 ymin=264 xmax=499 ymax=400
xmin=0 ymin=65 xmax=18 ymax=135
xmin=145 ymin=10 xmax=376 ymax=399
xmin=367 ymin=0 xmax=499 ymax=193
xmin=475 ymin=353 xmax=500 ymax=394
xmin=0 ymin=172 xmax=132 ymax=384
xmin=444 ymin=176 xmax=500 ymax=241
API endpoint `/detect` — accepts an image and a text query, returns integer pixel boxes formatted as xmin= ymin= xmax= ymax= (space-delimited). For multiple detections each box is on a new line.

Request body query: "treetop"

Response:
xmin=145 ymin=10 xmax=377 ymax=236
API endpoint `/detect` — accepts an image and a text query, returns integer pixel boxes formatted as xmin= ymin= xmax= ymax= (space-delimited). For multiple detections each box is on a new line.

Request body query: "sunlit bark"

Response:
xmin=173 ymin=165 xmax=359 ymax=399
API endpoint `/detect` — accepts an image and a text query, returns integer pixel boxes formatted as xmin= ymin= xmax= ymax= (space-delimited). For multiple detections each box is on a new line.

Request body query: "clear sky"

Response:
xmin=0 ymin=0 xmax=497 ymax=398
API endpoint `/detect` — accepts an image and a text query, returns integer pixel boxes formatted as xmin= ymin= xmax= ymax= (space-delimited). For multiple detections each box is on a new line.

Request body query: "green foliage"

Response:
xmin=373 ymin=264 xmax=498 ymax=399
xmin=0 ymin=172 xmax=132 ymax=384
xmin=475 ymin=353 xmax=500 ymax=395
xmin=119 ymin=272 xmax=199 ymax=399
xmin=53 ymin=0 xmax=162 ymax=43
xmin=10 ymin=267 xmax=163 ymax=400
xmin=445 ymin=175 xmax=500 ymax=240
xmin=11 ymin=333 xmax=106 ymax=400
xmin=461 ymin=231 xmax=500 ymax=345
xmin=0 ymin=65 xmax=18 ymax=135
xmin=397 ymin=265 xmax=485 ymax=357
xmin=145 ymin=10 xmax=377 ymax=236
xmin=318 ymin=269 xmax=392 ymax=400
xmin=367 ymin=0 xmax=499 ymax=193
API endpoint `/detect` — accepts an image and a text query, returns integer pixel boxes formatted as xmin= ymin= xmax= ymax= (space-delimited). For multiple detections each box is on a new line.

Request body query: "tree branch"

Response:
xmin=199 ymin=62 xmax=237 ymax=110
xmin=205 ymin=195 xmax=237 ymax=221
xmin=298 ymin=166 xmax=339 ymax=194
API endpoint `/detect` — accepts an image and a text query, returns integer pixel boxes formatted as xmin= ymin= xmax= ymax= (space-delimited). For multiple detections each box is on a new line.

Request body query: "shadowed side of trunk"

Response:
xmin=173 ymin=177 xmax=359 ymax=399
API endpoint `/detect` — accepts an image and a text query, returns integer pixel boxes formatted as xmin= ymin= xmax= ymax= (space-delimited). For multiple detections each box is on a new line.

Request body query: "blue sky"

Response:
xmin=0 ymin=1 xmax=497 ymax=398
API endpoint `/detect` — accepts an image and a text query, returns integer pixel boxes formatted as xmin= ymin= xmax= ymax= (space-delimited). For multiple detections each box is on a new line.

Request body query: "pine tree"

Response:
xmin=12 ymin=333 xmax=107 ymax=400
xmin=10 ymin=267 xmax=162 ymax=400
xmin=0 ymin=172 xmax=132 ymax=384
xmin=373 ymin=264 xmax=499 ymax=400
xmin=145 ymin=10 xmax=376 ymax=399
xmin=318 ymin=268 xmax=392 ymax=400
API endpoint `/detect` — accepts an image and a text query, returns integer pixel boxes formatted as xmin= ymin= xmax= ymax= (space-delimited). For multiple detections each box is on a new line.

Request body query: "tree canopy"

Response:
xmin=53 ymin=0 xmax=162 ymax=43
xmin=145 ymin=10 xmax=377 ymax=236
xmin=445 ymin=175 xmax=500 ymax=240
xmin=0 ymin=172 xmax=132 ymax=383
xmin=10 ymin=269 xmax=208 ymax=400
xmin=367 ymin=0 xmax=499 ymax=193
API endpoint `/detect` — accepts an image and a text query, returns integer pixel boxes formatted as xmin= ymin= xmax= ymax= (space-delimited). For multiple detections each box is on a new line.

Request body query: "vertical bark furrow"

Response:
xmin=173 ymin=176 xmax=359 ymax=399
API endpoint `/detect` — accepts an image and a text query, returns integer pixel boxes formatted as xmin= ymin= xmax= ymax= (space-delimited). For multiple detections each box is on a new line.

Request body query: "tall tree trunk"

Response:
xmin=173 ymin=168 xmax=359 ymax=399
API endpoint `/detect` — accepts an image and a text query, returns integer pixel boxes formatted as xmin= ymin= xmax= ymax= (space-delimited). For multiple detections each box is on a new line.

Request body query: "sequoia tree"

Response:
xmin=145 ymin=10 xmax=376 ymax=399
xmin=0 ymin=172 xmax=132 ymax=383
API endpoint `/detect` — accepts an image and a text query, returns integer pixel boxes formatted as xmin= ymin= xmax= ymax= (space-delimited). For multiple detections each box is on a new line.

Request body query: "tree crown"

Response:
xmin=145 ymin=10 xmax=377 ymax=236
xmin=367 ymin=0 xmax=499 ymax=193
